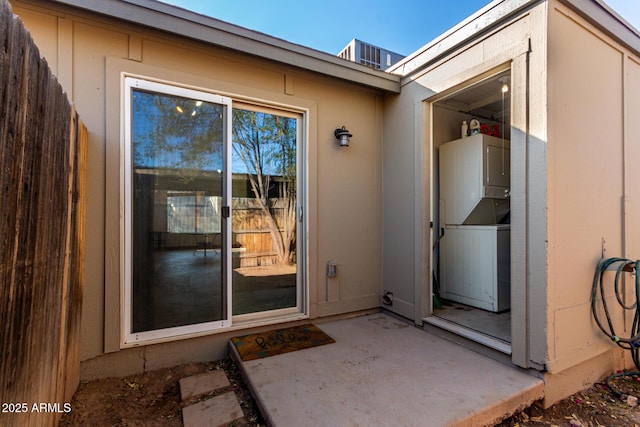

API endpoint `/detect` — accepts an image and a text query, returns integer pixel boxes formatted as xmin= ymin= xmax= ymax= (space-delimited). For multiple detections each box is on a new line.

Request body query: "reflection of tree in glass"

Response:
xmin=233 ymin=109 xmax=297 ymax=265
xmin=132 ymin=90 xmax=224 ymax=172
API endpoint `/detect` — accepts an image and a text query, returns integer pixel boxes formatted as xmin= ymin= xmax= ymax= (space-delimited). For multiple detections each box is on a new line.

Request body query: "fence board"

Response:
xmin=64 ymin=113 xmax=87 ymax=403
xmin=0 ymin=1 xmax=86 ymax=425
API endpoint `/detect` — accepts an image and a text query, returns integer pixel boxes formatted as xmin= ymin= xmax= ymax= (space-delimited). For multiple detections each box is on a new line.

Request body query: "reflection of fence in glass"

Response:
xmin=232 ymin=197 xmax=295 ymax=266
xmin=167 ymin=194 xmax=221 ymax=233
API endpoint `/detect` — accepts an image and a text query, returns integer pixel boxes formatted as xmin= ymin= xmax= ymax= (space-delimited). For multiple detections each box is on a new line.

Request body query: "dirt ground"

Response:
xmin=59 ymin=358 xmax=264 ymax=427
xmin=60 ymin=359 xmax=640 ymax=427
xmin=496 ymin=372 xmax=640 ymax=427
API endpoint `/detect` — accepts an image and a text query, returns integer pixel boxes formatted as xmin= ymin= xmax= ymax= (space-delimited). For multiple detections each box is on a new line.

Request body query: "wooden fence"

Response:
xmin=0 ymin=1 xmax=87 ymax=426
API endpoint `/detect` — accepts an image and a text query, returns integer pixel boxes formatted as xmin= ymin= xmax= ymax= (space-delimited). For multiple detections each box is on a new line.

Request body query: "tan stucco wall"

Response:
xmin=543 ymin=0 xmax=640 ymax=402
xmin=11 ymin=0 xmax=383 ymax=379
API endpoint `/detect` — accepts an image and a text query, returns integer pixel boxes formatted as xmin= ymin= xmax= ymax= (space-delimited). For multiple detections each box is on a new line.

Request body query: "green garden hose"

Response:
xmin=591 ymin=257 xmax=640 ymax=398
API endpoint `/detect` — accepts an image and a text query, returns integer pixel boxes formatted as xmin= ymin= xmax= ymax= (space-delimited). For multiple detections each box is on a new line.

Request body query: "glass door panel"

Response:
xmin=231 ymin=107 xmax=298 ymax=315
xmin=124 ymin=78 xmax=231 ymax=340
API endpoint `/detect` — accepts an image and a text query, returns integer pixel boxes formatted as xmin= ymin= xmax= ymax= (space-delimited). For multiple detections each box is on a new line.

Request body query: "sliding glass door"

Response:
xmin=231 ymin=106 xmax=300 ymax=316
xmin=122 ymin=78 xmax=304 ymax=344
xmin=123 ymin=78 xmax=232 ymax=342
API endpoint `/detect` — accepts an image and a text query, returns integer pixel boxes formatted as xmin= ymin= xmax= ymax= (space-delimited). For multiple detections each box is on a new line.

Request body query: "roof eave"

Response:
xmin=388 ymin=0 xmax=539 ymax=79
xmin=389 ymin=0 xmax=640 ymax=79
xmin=557 ymin=0 xmax=640 ymax=56
xmin=50 ymin=0 xmax=401 ymax=93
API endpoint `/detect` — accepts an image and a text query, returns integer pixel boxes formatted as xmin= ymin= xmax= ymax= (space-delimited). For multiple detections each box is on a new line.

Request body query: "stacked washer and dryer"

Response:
xmin=438 ymin=133 xmax=511 ymax=312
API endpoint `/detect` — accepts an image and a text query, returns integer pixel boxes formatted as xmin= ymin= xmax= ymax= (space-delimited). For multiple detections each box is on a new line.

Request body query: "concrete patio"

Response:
xmin=231 ymin=312 xmax=543 ymax=426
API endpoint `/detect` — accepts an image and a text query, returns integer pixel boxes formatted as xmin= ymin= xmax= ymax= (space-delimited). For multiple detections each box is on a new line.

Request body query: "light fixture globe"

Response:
xmin=334 ymin=126 xmax=352 ymax=147
xmin=499 ymin=76 xmax=509 ymax=93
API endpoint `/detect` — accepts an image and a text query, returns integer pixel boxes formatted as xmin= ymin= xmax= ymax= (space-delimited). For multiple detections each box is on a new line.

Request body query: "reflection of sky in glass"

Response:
xmin=130 ymin=91 xmax=297 ymax=177
xmin=231 ymin=110 xmax=296 ymax=175
xmin=132 ymin=90 xmax=224 ymax=171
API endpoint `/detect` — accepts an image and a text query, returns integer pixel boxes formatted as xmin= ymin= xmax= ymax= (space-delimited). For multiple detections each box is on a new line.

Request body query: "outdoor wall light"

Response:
xmin=334 ymin=126 xmax=352 ymax=147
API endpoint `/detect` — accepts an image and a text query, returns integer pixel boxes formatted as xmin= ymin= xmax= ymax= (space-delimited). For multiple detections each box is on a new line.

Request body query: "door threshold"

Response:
xmin=423 ymin=315 xmax=512 ymax=354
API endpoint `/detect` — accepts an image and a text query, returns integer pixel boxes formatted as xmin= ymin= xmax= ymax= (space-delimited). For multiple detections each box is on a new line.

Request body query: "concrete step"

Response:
xmin=232 ymin=313 xmax=544 ymax=426
xmin=182 ymin=392 xmax=244 ymax=427
xmin=179 ymin=370 xmax=230 ymax=401
xmin=180 ymin=369 xmax=245 ymax=427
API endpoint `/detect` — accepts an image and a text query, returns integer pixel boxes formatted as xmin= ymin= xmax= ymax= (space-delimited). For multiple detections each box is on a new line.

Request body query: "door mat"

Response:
xmin=230 ymin=324 xmax=335 ymax=362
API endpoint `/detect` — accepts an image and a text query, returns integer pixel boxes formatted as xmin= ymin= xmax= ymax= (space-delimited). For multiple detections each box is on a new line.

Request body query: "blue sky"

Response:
xmin=160 ymin=0 xmax=640 ymax=56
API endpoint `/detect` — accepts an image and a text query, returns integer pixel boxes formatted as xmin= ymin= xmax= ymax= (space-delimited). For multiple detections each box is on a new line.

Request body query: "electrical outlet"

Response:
xmin=327 ymin=261 xmax=337 ymax=278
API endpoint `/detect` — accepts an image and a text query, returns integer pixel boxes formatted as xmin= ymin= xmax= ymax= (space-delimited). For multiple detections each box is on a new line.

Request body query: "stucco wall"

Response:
xmin=544 ymin=0 xmax=640 ymax=401
xmin=11 ymin=0 xmax=383 ymax=379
